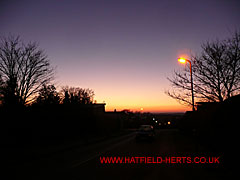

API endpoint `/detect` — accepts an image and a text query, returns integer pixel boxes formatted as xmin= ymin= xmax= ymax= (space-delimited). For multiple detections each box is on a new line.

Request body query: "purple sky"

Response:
xmin=1 ymin=0 xmax=240 ymax=112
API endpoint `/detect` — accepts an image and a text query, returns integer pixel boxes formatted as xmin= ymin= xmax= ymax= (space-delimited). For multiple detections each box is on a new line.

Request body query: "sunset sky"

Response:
xmin=1 ymin=0 xmax=240 ymax=112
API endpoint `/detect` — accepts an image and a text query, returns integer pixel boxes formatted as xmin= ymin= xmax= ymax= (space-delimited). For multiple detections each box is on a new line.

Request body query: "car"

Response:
xmin=135 ymin=125 xmax=155 ymax=141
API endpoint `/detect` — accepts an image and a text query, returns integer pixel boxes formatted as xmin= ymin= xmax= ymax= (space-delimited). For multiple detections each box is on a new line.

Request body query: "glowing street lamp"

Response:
xmin=178 ymin=58 xmax=187 ymax=64
xmin=178 ymin=57 xmax=195 ymax=111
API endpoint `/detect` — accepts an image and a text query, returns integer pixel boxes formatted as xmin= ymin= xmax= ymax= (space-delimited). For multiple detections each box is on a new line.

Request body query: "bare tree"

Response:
xmin=167 ymin=31 xmax=240 ymax=106
xmin=35 ymin=84 xmax=60 ymax=105
xmin=0 ymin=35 xmax=54 ymax=106
xmin=61 ymin=86 xmax=95 ymax=105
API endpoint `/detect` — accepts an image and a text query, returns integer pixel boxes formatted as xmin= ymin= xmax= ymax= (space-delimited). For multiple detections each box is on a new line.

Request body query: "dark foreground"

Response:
xmin=7 ymin=129 xmax=233 ymax=180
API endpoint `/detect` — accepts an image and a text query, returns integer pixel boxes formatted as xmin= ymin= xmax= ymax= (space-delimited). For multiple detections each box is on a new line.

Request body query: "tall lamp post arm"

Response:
xmin=188 ymin=60 xmax=195 ymax=111
xmin=178 ymin=58 xmax=195 ymax=111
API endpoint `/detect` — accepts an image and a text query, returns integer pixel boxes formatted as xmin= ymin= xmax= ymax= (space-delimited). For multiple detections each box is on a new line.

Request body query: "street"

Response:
xmin=11 ymin=129 xmax=233 ymax=180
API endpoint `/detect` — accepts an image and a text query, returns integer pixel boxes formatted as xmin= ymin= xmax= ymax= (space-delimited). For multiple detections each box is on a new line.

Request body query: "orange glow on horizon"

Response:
xmin=105 ymin=104 xmax=189 ymax=113
xmin=94 ymin=89 xmax=190 ymax=113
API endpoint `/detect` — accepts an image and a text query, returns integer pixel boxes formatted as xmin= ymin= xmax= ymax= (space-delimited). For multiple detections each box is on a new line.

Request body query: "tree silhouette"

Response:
xmin=0 ymin=35 xmax=54 ymax=106
xmin=63 ymin=90 xmax=70 ymax=104
xmin=167 ymin=31 xmax=240 ymax=106
xmin=61 ymin=86 xmax=95 ymax=105
xmin=35 ymin=84 xmax=60 ymax=105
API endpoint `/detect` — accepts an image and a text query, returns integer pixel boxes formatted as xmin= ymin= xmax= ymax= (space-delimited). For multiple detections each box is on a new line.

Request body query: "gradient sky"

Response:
xmin=1 ymin=0 xmax=240 ymax=112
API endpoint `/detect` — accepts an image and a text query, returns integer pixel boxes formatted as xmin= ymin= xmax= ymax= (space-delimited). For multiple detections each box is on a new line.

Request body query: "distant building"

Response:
xmin=195 ymin=102 xmax=218 ymax=111
xmin=88 ymin=103 xmax=106 ymax=113
xmin=61 ymin=103 xmax=106 ymax=114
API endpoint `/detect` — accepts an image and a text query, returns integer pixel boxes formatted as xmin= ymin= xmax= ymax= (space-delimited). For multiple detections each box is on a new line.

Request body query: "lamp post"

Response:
xmin=178 ymin=58 xmax=195 ymax=111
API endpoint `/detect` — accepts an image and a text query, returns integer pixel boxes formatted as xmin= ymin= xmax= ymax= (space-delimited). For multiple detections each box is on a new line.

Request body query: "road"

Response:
xmin=10 ymin=129 xmax=233 ymax=180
